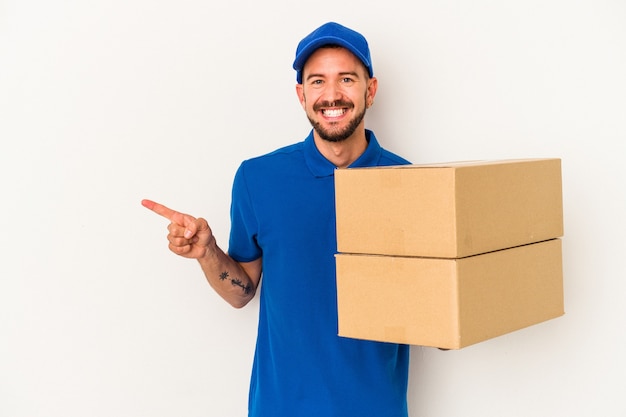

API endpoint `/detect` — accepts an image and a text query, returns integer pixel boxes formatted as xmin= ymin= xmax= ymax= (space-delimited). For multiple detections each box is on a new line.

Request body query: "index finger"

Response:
xmin=141 ymin=199 xmax=182 ymax=222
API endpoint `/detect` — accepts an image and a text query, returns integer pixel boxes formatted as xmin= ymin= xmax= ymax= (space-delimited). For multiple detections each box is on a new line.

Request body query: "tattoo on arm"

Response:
xmin=219 ymin=271 xmax=252 ymax=295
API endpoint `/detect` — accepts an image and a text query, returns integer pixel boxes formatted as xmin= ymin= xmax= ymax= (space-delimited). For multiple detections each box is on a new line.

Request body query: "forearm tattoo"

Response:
xmin=219 ymin=271 xmax=252 ymax=295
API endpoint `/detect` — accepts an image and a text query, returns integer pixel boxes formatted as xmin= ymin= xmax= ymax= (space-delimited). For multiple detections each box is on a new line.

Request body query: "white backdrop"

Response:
xmin=1 ymin=1 xmax=625 ymax=416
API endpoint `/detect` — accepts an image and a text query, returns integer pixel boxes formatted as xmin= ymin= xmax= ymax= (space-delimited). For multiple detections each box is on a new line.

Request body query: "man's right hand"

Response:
xmin=141 ymin=199 xmax=215 ymax=260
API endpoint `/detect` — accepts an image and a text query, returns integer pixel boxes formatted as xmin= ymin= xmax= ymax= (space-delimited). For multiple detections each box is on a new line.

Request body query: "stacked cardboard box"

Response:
xmin=334 ymin=159 xmax=564 ymax=349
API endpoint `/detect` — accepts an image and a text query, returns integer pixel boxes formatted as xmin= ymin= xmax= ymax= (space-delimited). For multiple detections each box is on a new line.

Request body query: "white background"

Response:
xmin=1 ymin=1 xmax=625 ymax=416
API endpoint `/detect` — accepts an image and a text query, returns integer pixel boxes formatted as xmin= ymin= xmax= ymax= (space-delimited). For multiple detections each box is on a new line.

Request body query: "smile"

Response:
xmin=322 ymin=108 xmax=347 ymax=117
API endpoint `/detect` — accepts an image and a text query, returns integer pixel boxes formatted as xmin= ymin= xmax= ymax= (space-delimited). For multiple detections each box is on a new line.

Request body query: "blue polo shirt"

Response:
xmin=228 ymin=129 xmax=411 ymax=417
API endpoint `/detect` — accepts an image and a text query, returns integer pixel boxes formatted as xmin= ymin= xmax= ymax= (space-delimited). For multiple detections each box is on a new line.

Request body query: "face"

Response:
xmin=296 ymin=46 xmax=377 ymax=143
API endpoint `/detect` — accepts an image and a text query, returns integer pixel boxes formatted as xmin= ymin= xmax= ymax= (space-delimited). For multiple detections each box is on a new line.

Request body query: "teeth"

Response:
xmin=323 ymin=109 xmax=345 ymax=117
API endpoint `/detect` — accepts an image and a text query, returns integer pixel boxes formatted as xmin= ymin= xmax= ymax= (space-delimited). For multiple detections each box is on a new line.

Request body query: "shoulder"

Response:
xmin=241 ymin=142 xmax=304 ymax=168
xmin=379 ymin=148 xmax=412 ymax=166
xmin=235 ymin=141 xmax=307 ymax=184
xmin=376 ymin=145 xmax=412 ymax=166
xmin=364 ymin=130 xmax=412 ymax=166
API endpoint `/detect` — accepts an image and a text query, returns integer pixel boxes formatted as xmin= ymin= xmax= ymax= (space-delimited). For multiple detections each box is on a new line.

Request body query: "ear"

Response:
xmin=295 ymin=84 xmax=306 ymax=109
xmin=366 ymin=77 xmax=378 ymax=108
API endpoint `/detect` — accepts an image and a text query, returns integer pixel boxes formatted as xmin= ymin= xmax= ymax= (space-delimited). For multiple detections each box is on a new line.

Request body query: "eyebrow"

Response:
xmin=305 ymin=71 xmax=361 ymax=82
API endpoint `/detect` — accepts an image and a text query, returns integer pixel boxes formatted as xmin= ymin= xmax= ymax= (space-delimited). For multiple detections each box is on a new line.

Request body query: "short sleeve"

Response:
xmin=228 ymin=161 xmax=262 ymax=262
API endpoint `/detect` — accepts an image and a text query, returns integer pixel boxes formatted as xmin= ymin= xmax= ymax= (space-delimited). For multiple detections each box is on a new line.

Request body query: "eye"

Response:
xmin=340 ymin=77 xmax=355 ymax=84
xmin=308 ymin=79 xmax=324 ymax=88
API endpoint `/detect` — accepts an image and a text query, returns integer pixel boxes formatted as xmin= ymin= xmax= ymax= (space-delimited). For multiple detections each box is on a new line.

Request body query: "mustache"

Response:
xmin=313 ymin=100 xmax=354 ymax=111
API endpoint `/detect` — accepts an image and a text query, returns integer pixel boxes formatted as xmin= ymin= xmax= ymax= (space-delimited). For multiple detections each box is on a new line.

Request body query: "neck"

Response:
xmin=313 ymin=129 xmax=368 ymax=168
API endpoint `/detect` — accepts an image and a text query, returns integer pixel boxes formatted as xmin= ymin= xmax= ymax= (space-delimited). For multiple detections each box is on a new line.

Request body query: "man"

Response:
xmin=143 ymin=22 xmax=411 ymax=417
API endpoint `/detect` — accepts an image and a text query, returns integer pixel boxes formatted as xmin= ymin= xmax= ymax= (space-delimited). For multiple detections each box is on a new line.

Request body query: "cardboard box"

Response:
xmin=335 ymin=239 xmax=564 ymax=349
xmin=335 ymin=159 xmax=563 ymax=258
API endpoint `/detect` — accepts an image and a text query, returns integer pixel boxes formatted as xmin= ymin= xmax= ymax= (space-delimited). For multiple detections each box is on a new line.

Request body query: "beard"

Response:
xmin=306 ymin=98 xmax=367 ymax=143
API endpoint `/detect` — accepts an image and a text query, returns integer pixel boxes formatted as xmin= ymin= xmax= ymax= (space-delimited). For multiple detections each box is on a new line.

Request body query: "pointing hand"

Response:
xmin=141 ymin=199 xmax=214 ymax=259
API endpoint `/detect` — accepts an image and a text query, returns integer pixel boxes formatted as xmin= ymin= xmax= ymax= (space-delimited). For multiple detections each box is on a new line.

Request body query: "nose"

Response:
xmin=322 ymin=83 xmax=343 ymax=105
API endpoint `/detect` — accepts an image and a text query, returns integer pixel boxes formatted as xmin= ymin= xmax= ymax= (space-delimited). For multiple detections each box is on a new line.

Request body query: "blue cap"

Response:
xmin=293 ymin=22 xmax=373 ymax=84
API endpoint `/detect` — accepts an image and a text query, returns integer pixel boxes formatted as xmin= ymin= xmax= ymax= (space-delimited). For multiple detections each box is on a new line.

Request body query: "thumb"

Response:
xmin=183 ymin=221 xmax=198 ymax=239
xmin=184 ymin=217 xmax=210 ymax=240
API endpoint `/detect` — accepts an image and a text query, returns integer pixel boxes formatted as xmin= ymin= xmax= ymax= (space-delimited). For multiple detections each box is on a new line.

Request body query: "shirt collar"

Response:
xmin=303 ymin=129 xmax=383 ymax=177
